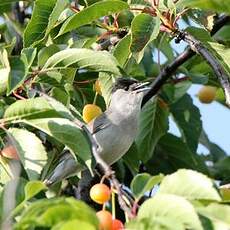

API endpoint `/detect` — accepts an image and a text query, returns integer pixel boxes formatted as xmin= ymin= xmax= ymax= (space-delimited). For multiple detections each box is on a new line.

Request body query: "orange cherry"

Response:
xmin=90 ymin=183 xmax=111 ymax=204
xmin=112 ymin=219 xmax=124 ymax=230
xmin=96 ymin=210 xmax=113 ymax=230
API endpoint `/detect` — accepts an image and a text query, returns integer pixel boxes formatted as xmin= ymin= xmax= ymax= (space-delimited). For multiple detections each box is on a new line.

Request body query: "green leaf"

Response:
xmin=145 ymin=134 xmax=209 ymax=175
xmin=123 ymin=143 xmax=140 ymax=174
xmin=23 ymin=0 xmax=57 ymax=47
xmin=126 ymin=217 xmax=184 ymax=230
xmin=130 ymin=13 xmax=160 ymax=54
xmin=15 ymin=197 xmax=99 ymax=229
xmin=158 ymin=169 xmax=221 ymax=201
xmin=177 ymin=0 xmax=230 ymax=14
xmin=208 ymin=42 xmax=230 ymax=74
xmin=199 ymin=130 xmax=226 ymax=162
xmin=0 ymin=157 xmax=12 ymax=185
xmin=170 ymin=94 xmax=202 ymax=152
xmin=58 ymin=0 xmax=129 ymax=36
xmin=38 ymin=44 xmax=61 ymax=67
xmin=138 ymin=194 xmax=203 ymax=230
xmin=163 ymin=81 xmax=192 ymax=104
xmin=6 ymin=47 xmax=36 ymax=95
xmin=3 ymin=97 xmax=54 ymax=121
xmin=8 ymin=128 xmax=48 ymax=180
xmin=3 ymin=97 xmax=72 ymax=122
xmin=98 ymin=72 xmax=117 ymax=107
xmin=42 ymin=95 xmax=75 ymax=120
xmin=53 ymin=219 xmax=96 ymax=230
xmin=113 ymin=35 xmax=131 ymax=67
xmin=21 ymin=47 xmax=37 ymax=68
xmin=213 ymin=156 xmax=230 ymax=182
xmin=197 ymin=203 xmax=230 ymax=226
xmin=185 ymin=27 xmax=230 ymax=75
xmin=131 ymin=173 xmax=164 ymax=199
xmin=42 ymin=48 xmax=121 ymax=75
xmin=135 ymin=98 xmax=169 ymax=163
xmin=220 ymin=186 xmax=230 ymax=201
xmin=22 ymin=118 xmax=91 ymax=163
xmin=24 ymin=181 xmax=47 ymax=201
xmin=45 ymin=0 xmax=69 ymax=37
xmin=0 ymin=49 xmax=10 ymax=96
xmin=7 ymin=56 xmax=28 ymax=95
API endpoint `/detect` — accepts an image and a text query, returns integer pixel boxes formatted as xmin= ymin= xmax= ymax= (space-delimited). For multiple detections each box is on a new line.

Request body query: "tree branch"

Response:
xmin=142 ymin=15 xmax=230 ymax=106
xmin=183 ymin=32 xmax=230 ymax=105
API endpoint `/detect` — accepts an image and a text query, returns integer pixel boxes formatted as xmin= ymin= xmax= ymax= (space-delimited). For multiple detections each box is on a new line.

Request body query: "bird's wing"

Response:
xmin=87 ymin=112 xmax=111 ymax=135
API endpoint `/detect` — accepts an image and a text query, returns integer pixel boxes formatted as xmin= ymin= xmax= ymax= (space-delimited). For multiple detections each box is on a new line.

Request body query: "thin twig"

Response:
xmin=142 ymin=15 xmax=230 ymax=106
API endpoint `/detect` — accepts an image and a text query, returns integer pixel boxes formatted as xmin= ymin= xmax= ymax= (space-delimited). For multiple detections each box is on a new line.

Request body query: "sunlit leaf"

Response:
xmin=58 ymin=0 xmax=128 ymax=36
xmin=158 ymin=169 xmax=221 ymax=201
xmin=8 ymin=128 xmax=48 ymax=180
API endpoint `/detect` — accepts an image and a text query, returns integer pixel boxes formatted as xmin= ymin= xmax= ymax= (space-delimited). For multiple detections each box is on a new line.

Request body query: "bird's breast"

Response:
xmin=93 ymin=116 xmax=138 ymax=165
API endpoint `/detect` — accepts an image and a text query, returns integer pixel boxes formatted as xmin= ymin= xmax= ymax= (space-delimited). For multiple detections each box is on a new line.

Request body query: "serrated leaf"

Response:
xmin=22 ymin=118 xmax=91 ymax=163
xmin=185 ymin=27 xmax=230 ymax=75
xmin=8 ymin=128 xmax=48 ymax=180
xmin=213 ymin=156 xmax=230 ymax=183
xmin=42 ymin=48 xmax=121 ymax=75
xmin=38 ymin=45 xmax=61 ymax=67
xmin=24 ymin=181 xmax=47 ymax=201
xmin=208 ymin=42 xmax=230 ymax=74
xmin=21 ymin=48 xmax=37 ymax=68
xmin=146 ymin=134 xmax=209 ymax=175
xmin=170 ymin=94 xmax=202 ymax=152
xmin=113 ymin=35 xmax=131 ymax=67
xmin=0 ymin=49 xmax=10 ymax=95
xmin=58 ymin=0 xmax=128 ymax=36
xmin=158 ymin=169 xmax=221 ymax=201
xmin=130 ymin=13 xmax=160 ymax=54
xmin=45 ymin=0 xmax=69 ymax=37
xmin=197 ymin=203 xmax=230 ymax=226
xmin=135 ymin=98 xmax=169 ymax=163
xmin=0 ymin=157 xmax=12 ymax=184
xmin=23 ymin=0 xmax=57 ymax=47
xmin=177 ymin=0 xmax=230 ymax=14
xmin=126 ymin=217 xmax=184 ymax=230
xmin=15 ymin=198 xmax=99 ymax=229
xmin=6 ymin=48 xmax=36 ymax=95
xmin=53 ymin=219 xmax=96 ymax=230
xmin=131 ymin=173 xmax=164 ymax=199
xmin=98 ymin=72 xmax=117 ymax=107
xmin=138 ymin=194 xmax=203 ymax=230
xmin=3 ymin=97 xmax=72 ymax=122
xmin=7 ymin=56 xmax=28 ymax=95
xmin=199 ymin=129 xmax=226 ymax=162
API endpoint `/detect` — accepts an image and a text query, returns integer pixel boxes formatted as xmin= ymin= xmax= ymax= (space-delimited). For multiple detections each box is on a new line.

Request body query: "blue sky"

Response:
xmin=167 ymin=21 xmax=230 ymax=155
xmin=169 ymin=84 xmax=230 ymax=155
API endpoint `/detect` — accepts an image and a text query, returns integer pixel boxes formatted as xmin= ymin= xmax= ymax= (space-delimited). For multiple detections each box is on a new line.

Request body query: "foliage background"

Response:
xmin=0 ymin=0 xmax=230 ymax=229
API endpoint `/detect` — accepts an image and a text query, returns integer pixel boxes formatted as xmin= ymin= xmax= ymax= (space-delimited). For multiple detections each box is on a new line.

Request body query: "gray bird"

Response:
xmin=44 ymin=78 xmax=149 ymax=186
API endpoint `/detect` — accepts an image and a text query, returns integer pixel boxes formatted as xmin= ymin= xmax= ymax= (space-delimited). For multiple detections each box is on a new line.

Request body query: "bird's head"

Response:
xmin=109 ymin=77 xmax=150 ymax=114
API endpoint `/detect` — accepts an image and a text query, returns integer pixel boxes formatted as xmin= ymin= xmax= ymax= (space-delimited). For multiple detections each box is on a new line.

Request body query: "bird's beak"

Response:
xmin=133 ymin=82 xmax=151 ymax=93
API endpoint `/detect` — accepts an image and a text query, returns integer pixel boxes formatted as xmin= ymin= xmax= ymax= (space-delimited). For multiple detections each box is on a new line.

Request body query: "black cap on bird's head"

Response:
xmin=112 ymin=77 xmax=150 ymax=93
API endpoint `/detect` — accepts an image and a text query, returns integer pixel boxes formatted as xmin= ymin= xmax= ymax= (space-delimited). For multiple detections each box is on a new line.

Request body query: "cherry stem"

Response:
xmin=12 ymin=91 xmax=26 ymax=100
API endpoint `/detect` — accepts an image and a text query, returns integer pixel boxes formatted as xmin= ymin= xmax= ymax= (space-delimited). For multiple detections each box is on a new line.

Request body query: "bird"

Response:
xmin=44 ymin=77 xmax=150 ymax=186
